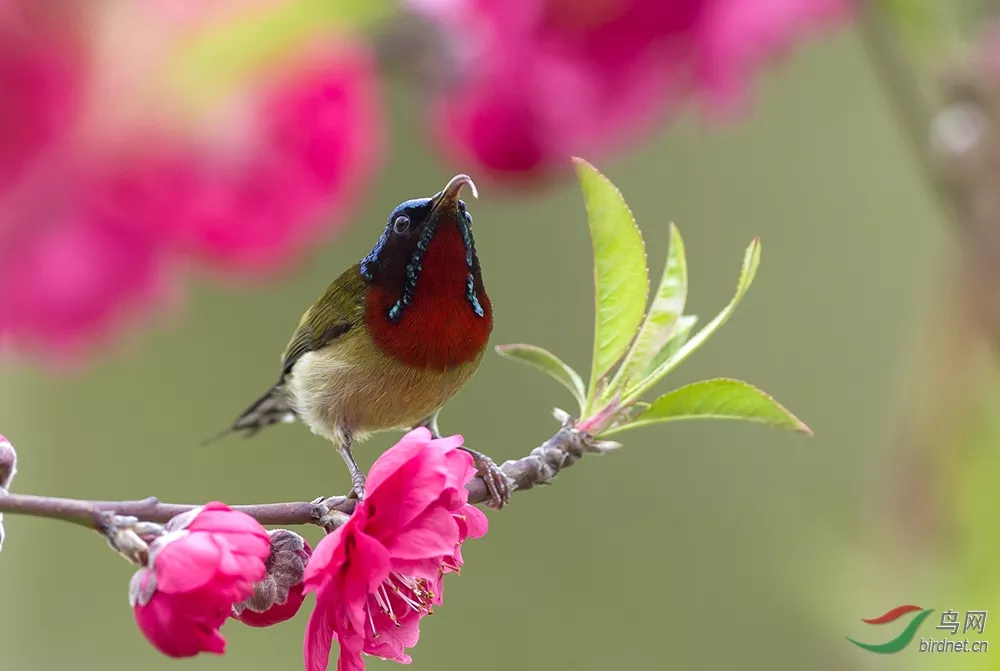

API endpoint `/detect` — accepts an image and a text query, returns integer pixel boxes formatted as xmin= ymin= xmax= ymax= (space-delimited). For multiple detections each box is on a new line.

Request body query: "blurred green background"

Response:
xmin=0 ymin=25 xmax=973 ymax=671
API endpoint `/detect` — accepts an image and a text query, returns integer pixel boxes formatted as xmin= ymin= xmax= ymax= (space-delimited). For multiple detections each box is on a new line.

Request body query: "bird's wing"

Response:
xmin=280 ymin=263 xmax=367 ymax=377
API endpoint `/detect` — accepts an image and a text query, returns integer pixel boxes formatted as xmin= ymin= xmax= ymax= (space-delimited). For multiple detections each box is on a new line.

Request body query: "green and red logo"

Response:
xmin=846 ymin=605 xmax=935 ymax=654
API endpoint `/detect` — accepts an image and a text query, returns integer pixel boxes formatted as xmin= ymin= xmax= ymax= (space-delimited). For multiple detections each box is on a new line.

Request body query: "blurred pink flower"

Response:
xmin=233 ymin=529 xmax=313 ymax=628
xmin=418 ymin=0 xmax=849 ymax=181
xmin=103 ymin=47 xmax=381 ymax=272
xmin=0 ymin=210 xmax=164 ymax=353
xmin=303 ymin=428 xmax=488 ymax=671
xmin=129 ymin=502 xmax=270 ymax=658
xmin=694 ymin=0 xmax=849 ymax=111
xmin=0 ymin=3 xmax=381 ymax=358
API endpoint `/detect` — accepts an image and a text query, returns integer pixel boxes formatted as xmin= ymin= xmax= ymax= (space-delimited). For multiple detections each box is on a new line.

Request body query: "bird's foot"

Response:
xmin=311 ymin=496 xmax=350 ymax=531
xmin=416 ymin=416 xmax=511 ymax=508
xmin=347 ymin=471 xmax=367 ymax=502
xmin=460 ymin=447 xmax=511 ymax=510
xmin=335 ymin=437 xmax=366 ymax=502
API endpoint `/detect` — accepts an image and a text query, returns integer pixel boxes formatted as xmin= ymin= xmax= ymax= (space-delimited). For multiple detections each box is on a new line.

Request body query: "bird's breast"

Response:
xmin=363 ymin=224 xmax=493 ymax=371
xmin=287 ymin=328 xmax=483 ymax=440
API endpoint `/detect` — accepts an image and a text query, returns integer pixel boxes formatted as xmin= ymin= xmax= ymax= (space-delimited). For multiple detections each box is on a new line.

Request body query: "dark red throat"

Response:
xmin=365 ymin=222 xmax=492 ymax=371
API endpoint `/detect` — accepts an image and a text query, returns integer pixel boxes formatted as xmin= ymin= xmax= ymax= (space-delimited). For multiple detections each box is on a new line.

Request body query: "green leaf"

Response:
xmin=605 ymin=223 xmax=687 ymax=400
xmin=645 ymin=314 xmax=698 ymax=378
xmin=604 ymin=378 xmax=811 ymax=436
xmin=495 ymin=344 xmax=586 ymax=412
xmin=572 ymin=158 xmax=648 ymax=414
xmin=623 ymin=238 xmax=761 ymax=405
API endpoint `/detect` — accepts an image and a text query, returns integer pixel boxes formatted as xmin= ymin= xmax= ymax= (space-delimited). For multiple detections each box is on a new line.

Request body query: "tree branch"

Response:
xmin=0 ymin=494 xmax=331 ymax=530
xmin=0 ymin=416 xmax=615 ymax=532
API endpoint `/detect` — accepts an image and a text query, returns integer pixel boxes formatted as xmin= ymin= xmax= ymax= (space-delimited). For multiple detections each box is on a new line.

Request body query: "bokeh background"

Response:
xmin=2 ymin=2 xmax=996 ymax=670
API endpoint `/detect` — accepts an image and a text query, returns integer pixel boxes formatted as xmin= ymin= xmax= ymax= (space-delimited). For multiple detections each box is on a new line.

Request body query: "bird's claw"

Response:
xmin=474 ymin=455 xmax=511 ymax=510
xmin=348 ymin=473 xmax=366 ymax=502
xmin=312 ymin=496 xmax=350 ymax=531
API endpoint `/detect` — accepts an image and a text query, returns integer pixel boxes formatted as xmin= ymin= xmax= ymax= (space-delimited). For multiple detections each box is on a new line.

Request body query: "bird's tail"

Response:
xmin=202 ymin=383 xmax=296 ymax=446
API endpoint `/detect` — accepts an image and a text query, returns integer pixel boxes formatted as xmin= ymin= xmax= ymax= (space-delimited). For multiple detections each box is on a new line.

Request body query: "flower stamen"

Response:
xmin=366 ymin=601 xmax=378 ymax=638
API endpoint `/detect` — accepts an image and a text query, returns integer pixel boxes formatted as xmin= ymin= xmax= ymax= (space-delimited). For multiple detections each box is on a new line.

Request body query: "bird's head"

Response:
xmin=360 ymin=174 xmax=493 ymax=369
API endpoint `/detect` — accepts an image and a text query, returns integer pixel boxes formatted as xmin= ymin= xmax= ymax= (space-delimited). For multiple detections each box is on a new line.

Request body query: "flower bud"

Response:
xmin=130 ymin=502 xmax=269 ymax=658
xmin=233 ymin=529 xmax=312 ymax=627
xmin=0 ymin=434 xmax=16 ymax=552
xmin=0 ymin=434 xmax=16 ymax=490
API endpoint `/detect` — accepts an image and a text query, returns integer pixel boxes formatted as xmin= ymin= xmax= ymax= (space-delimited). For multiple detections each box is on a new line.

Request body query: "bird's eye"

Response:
xmin=392 ymin=215 xmax=411 ymax=235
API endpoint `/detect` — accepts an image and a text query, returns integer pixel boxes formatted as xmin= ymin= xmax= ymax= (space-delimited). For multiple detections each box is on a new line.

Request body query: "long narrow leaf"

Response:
xmin=623 ymin=238 xmax=761 ymax=405
xmin=495 ymin=344 xmax=587 ymax=412
xmin=645 ymin=314 xmax=698 ymax=378
xmin=605 ymin=223 xmax=688 ymax=401
xmin=572 ymin=158 xmax=649 ymax=414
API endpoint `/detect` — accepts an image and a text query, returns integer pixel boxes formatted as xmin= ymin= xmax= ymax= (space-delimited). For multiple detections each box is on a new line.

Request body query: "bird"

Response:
xmin=213 ymin=174 xmax=510 ymax=508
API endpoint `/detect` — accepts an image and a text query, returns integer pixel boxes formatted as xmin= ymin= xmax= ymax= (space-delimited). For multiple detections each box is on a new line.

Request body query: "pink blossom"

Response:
xmin=694 ymin=0 xmax=848 ymax=114
xmin=129 ymin=502 xmax=270 ymax=658
xmin=0 ymin=2 xmax=381 ymax=358
xmin=105 ymin=46 xmax=382 ymax=272
xmin=233 ymin=529 xmax=313 ymax=627
xmin=0 ymin=207 xmax=165 ymax=354
xmin=419 ymin=0 xmax=849 ymax=181
xmin=303 ymin=428 xmax=488 ymax=671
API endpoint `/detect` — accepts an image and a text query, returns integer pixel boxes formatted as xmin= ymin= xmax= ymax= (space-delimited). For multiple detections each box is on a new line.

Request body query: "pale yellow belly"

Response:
xmin=286 ymin=328 xmax=483 ymax=445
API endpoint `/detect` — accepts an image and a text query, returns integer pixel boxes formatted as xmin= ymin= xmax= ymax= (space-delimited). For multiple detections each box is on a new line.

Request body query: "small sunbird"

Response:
xmin=215 ymin=175 xmax=510 ymax=508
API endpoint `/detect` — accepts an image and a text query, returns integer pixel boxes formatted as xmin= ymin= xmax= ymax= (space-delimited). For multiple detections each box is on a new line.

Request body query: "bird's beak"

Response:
xmin=431 ymin=174 xmax=478 ymax=214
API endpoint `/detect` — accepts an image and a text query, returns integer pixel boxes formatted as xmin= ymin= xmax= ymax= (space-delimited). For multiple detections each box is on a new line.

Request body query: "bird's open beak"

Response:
xmin=431 ymin=174 xmax=478 ymax=214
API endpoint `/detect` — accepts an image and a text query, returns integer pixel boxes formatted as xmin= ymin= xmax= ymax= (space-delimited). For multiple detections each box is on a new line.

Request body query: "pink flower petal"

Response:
xmin=387 ymin=506 xmax=460 ymax=560
xmin=436 ymin=447 xmax=476 ymax=509
xmin=364 ymin=613 xmax=419 ymax=663
xmin=364 ymin=434 xmax=452 ymax=537
xmin=135 ymin=592 xmax=228 ymax=658
xmin=189 ymin=509 xmax=270 ymax=558
xmin=185 ymin=502 xmax=242 ymax=527
xmin=152 ymin=534 xmax=222 ymax=594
xmin=458 ymin=504 xmax=489 ymax=539
xmin=304 ymin=590 xmax=336 ymax=671
xmin=336 ymin=632 xmax=368 ymax=671
xmin=364 ymin=427 xmax=434 ymax=492
xmin=442 ymin=446 xmax=476 ymax=488
xmin=341 ymin=531 xmax=391 ymax=632
xmin=304 ymin=523 xmax=348 ymax=591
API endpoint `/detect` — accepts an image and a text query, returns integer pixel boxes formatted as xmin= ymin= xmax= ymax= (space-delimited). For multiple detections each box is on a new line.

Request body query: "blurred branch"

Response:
xmin=370 ymin=13 xmax=457 ymax=87
xmin=857 ymin=2 xmax=955 ymax=221
xmin=0 ymin=416 xmax=613 ymax=532
xmin=860 ymin=1 xmax=1000 ymax=352
xmin=859 ymin=1 xmax=1000 ymax=549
